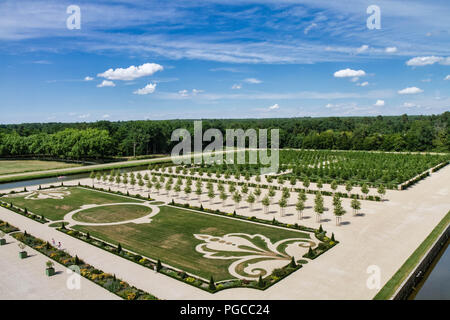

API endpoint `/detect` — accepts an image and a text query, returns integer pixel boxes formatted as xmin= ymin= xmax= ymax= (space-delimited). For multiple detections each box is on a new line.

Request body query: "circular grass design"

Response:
xmin=72 ymin=204 xmax=152 ymax=224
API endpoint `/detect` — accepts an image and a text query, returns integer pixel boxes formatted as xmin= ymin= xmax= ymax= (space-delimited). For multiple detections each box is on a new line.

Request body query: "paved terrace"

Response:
xmin=0 ymin=233 xmax=119 ymax=300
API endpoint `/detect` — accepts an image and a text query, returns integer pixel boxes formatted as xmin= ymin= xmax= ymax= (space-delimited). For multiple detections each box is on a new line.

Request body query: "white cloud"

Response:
xmin=78 ymin=113 xmax=91 ymax=119
xmin=192 ymin=89 xmax=203 ymax=95
xmin=210 ymin=67 xmax=242 ymax=73
xmin=445 ymin=75 xmax=450 ymax=81
xmin=175 ymin=89 xmax=203 ymax=97
xmin=178 ymin=89 xmax=189 ymax=97
xmin=356 ymin=45 xmax=369 ymax=54
xmin=268 ymin=103 xmax=279 ymax=110
xmin=102 ymin=114 xmax=110 ymax=119
xmin=304 ymin=23 xmax=317 ymax=35
xmin=406 ymin=56 xmax=450 ymax=66
xmin=385 ymin=47 xmax=397 ymax=53
xmin=244 ymin=78 xmax=262 ymax=84
xmin=231 ymin=84 xmax=242 ymax=90
xmin=357 ymin=81 xmax=369 ymax=87
xmin=32 ymin=60 xmax=52 ymax=64
xmin=374 ymin=100 xmax=385 ymax=106
xmin=98 ymin=63 xmax=163 ymax=81
xmin=421 ymin=78 xmax=432 ymax=82
xmin=84 ymin=76 xmax=94 ymax=81
xmin=133 ymin=83 xmax=157 ymax=95
xmin=403 ymin=102 xmax=419 ymax=108
xmin=97 ymin=80 xmax=115 ymax=87
xmin=334 ymin=68 xmax=366 ymax=78
xmin=398 ymin=87 xmax=423 ymax=95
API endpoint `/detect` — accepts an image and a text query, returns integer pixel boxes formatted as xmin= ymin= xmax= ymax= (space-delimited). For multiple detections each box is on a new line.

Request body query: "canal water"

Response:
xmin=0 ymin=173 xmax=89 ymax=191
xmin=411 ymin=242 xmax=450 ymax=300
xmin=0 ymin=165 xmax=151 ymax=191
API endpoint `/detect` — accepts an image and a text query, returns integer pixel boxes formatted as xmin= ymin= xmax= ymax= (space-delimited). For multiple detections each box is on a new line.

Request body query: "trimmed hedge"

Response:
xmin=431 ymin=161 xmax=449 ymax=173
xmin=400 ymin=171 xmax=430 ymax=190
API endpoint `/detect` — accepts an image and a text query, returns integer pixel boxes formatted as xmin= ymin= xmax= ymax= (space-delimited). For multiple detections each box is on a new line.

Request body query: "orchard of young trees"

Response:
xmin=278 ymin=149 xmax=449 ymax=187
xmin=0 ymin=112 xmax=448 ymax=159
xmin=157 ymin=149 xmax=448 ymax=188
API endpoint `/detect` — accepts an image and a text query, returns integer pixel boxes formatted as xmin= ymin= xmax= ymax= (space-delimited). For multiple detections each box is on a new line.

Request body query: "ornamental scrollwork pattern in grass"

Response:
xmin=4 ymin=187 xmax=72 ymax=200
xmin=194 ymin=233 xmax=316 ymax=280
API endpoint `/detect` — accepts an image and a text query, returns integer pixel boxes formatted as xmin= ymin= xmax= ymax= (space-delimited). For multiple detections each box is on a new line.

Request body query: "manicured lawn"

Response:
xmin=73 ymin=205 xmax=312 ymax=281
xmin=3 ymin=187 xmax=142 ymax=221
xmin=73 ymin=204 xmax=152 ymax=223
xmin=0 ymin=160 xmax=79 ymax=176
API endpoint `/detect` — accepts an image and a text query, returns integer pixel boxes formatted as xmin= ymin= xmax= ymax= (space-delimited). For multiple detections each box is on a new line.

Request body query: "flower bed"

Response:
xmin=0 ymin=219 xmax=19 ymax=233
xmin=11 ymin=231 xmax=158 ymax=300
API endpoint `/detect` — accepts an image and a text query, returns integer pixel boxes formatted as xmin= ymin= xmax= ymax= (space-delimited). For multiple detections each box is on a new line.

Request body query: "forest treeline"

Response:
xmin=0 ymin=112 xmax=448 ymax=160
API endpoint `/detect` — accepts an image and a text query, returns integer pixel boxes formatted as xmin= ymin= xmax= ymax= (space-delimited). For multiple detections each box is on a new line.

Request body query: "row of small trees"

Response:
xmin=90 ymin=168 xmax=364 ymax=225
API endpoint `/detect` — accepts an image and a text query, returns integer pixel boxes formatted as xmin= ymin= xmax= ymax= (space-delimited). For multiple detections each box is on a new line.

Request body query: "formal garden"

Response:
xmin=1 ymin=149 xmax=447 ymax=295
xmin=0 ymin=183 xmax=337 ymax=293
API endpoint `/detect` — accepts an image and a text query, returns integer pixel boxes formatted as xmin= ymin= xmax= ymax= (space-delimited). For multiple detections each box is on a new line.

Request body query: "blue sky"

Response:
xmin=0 ymin=0 xmax=449 ymax=123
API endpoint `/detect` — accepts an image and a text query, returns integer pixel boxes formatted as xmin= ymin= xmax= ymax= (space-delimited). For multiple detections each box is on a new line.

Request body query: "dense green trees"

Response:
xmin=0 ymin=128 xmax=112 ymax=160
xmin=0 ymin=113 xmax=448 ymax=159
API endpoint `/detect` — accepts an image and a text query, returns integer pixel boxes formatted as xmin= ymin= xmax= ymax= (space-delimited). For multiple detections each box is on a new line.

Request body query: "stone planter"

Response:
xmin=46 ymin=267 xmax=55 ymax=277
xmin=0 ymin=239 xmax=6 ymax=245
xmin=19 ymin=251 xmax=27 ymax=259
